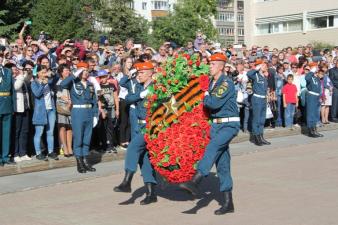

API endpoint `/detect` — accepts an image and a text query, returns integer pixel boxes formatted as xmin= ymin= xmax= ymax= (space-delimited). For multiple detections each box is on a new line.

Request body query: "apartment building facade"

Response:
xmin=215 ymin=0 xmax=245 ymax=46
xmin=131 ymin=0 xmax=177 ymax=22
xmin=244 ymin=0 xmax=338 ymax=48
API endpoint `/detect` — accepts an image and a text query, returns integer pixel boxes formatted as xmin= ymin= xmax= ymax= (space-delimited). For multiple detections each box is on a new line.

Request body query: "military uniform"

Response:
xmin=114 ymin=62 xmax=157 ymax=205
xmin=119 ymin=76 xmax=142 ymax=140
xmin=60 ymin=63 xmax=98 ymax=173
xmin=0 ymin=66 xmax=15 ymax=165
xmin=305 ymin=71 xmax=322 ymax=137
xmin=199 ymin=74 xmax=240 ymax=192
xmin=179 ymin=53 xmax=239 ymax=215
xmin=247 ymin=68 xmax=269 ymax=145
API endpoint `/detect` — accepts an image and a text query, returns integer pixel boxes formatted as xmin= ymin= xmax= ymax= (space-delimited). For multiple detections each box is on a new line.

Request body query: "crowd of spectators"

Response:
xmin=0 ymin=25 xmax=338 ymax=165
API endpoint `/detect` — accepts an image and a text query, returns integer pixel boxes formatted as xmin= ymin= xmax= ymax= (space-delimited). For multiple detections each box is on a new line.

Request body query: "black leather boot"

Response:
xmin=76 ymin=157 xmax=86 ymax=173
xmin=113 ymin=171 xmax=134 ymax=192
xmin=253 ymin=135 xmax=263 ymax=146
xmin=179 ymin=172 xmax=203 ymax=196
xmin=308 ymin=127 xmax=319 ymax=138
xmin=214 ymin=191 xmax=235 ymax=215
xmin=140 ymin=183 xmax=157 ymax=205
xmin=260 ymin=134 xmax=271 ymax=145
xmin=82 ymin=156 xmax=96 ymax=172
xmin=314 ymin=127 xmax=324 ymax=137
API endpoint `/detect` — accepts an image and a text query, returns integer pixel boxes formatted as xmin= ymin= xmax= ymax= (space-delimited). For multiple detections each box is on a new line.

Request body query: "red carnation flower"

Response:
xmin=199 ymin=75 xmax=209 ymax=91
xmin=196 ymin=60 xmax=201 ymax=67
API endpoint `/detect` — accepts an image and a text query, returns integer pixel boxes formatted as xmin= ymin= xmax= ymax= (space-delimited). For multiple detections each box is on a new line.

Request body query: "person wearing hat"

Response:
xmin=60 ymin=62 xmax=98 ymax=173
xmin=0 ymin=53 xmax=16 ymax=166
xmin=305 ymin=62 xmax=324 ymax=138
xmin=179 ymin=53 xmax=240 ymax=215
xmin=119 ymin=66 xmax=142 ymax=140
xmin=247 ymin=59 xmax=270 ymax=146
xmin=96 ymin=69 xmax=119 ymax=153
xmin=114 ymin=61 xmax=157 ymax=206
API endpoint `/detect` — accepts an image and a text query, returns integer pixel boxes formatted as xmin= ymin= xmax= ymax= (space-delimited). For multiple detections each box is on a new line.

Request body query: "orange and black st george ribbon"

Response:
xmin=149 ymin=77 xmax=204 ymax=136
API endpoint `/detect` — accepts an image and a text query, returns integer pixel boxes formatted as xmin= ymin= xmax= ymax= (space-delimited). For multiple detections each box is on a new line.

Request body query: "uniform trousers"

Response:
xmin=0 ymin=113 xmax=12 ymax=162
xmin=197 ymin=122 xmax=240 ymax=192
xmin=125 ymin=123 xmax=157 ymax=184
xmin=306 ymin=93 xmax=320 ymax=128
xmin=71 ymin=108 xmax=93 ymax=157
xmin=251 ymin=95 xmax=267 ymax=135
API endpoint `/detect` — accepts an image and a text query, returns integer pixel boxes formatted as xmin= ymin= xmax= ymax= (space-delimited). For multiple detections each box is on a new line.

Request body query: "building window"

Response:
xmin=219 ymin=27 xmax=234 ymax=36
xmin=284 ymin=20 xmax=303 ymax=32
xmin=128 ymin=1 xmax=134 ymax=9
xmin=142 ymin=2 xmax=147 ymax=10
xmin=237 ymin=1 xmax=244 ymax=10
xmin=238 ymin=28 xmax=244 ymax=36
xmin=309 ymin=15 xmax=337 ymax=29
xmin=217 ymin=12 xmax=234 ymax=22
xmin=237 ymin=14 xmax=244 ymax=22
xmin=219 ymin=0 xmax=233 ymax=8
xmin=153 ymin=1 xmax=168 ymax=10
xmin=256 ymin=20 xmax=302 ymax=34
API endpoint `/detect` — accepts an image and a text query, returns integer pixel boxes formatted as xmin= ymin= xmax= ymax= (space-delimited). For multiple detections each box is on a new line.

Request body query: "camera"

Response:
xmin=129 ymin=69 xmax=137 ymax=78
xmin=38 ymin=31 xmax=46 ymax=41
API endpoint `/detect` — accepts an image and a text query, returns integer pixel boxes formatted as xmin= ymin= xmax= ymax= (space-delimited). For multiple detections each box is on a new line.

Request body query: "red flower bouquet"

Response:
xmin=145 ymin=54 xmax=211 ymax=183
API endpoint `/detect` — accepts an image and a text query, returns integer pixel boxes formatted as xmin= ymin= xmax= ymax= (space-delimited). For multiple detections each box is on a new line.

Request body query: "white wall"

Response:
xmin=245 ymin=0 xmax=338 ymax=48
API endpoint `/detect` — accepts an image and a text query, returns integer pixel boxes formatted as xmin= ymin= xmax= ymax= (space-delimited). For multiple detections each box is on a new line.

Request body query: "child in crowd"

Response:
xmin=97 ymin=70 xmax=119 ymax=153
xmin=282 ymin=74 xmax=298 ymax=129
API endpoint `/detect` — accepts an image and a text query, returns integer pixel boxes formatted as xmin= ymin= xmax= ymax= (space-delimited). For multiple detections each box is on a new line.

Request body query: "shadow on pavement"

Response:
xmin=117 ymin=172 xmax=222 ymax=214
xmin=87 ymin=150 xmax=103 ymax=165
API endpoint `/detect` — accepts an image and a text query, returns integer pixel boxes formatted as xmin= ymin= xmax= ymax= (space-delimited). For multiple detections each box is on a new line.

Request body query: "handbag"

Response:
xmin=236 ymin=90 xmax=244 ymax=103
xmin=56 ymin=90 xmax=71 ymax=116
xmin=266 ymin=103 xmax=273 ymax=119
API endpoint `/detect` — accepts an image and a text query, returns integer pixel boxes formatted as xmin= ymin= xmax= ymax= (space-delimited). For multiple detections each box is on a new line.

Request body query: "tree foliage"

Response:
xmin=0 ymin=0 xmax=32 ymax=39
xmin=151 ymin=0 xmax=218 ymax=48
xmin=30 ymin=0 xmax=97 ymax=41
xmin=95 ymin=0 xmax=150 ymax=44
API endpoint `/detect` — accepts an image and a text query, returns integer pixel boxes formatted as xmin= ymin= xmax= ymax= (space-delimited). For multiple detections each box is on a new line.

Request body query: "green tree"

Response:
xmin=30 ymin=0 xmax=97 ymax=41
xmin=0 ymin=0 xmax=32 ymax=39
xmin=151 ymin=0 xmax=218 ymax=48
xmin=95 ymin=0 xmax=150 ymax=44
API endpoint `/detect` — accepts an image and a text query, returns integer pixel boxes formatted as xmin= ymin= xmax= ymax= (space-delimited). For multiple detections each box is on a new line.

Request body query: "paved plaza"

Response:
xmin=0 ymin=130 xmax=338 ymax=225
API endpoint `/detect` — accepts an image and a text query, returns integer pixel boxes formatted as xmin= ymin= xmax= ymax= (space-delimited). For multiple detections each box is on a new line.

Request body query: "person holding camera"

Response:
xmin=12 ymin=63 xmax=32 ymax=162
xmin=31 ymin=65 xmax=59 ymax=161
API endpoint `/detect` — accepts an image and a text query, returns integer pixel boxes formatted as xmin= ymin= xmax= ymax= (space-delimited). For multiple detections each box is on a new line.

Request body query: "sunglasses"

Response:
xmin=72 ymin=57 xmax=79 ymax=61
xmin=232 ymin=54 xmax=237 ymax=56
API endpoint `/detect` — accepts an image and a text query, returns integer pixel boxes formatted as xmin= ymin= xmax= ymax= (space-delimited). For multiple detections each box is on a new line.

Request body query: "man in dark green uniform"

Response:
xmin=0 ymin=55 xmax=15 ymax=166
